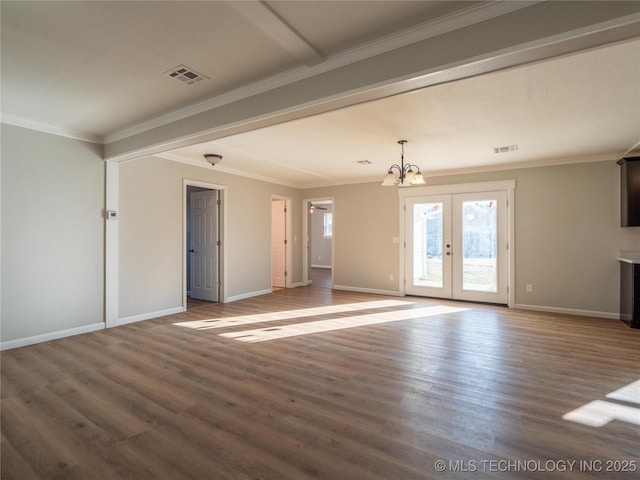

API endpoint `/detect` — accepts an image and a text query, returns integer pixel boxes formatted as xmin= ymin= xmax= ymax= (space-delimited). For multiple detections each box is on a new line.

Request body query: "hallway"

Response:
xmin=309 ymin=267 xmax=331 ymax=288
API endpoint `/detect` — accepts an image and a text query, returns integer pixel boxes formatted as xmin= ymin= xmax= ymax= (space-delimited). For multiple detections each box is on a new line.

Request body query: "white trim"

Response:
xmin=514 ymin=304 xmax=619 ymax=321
xmin=311 ymin=265 xmax=332 ymax=269
xmin=118 ymin=307 xmax=185 ymax=326
xmin=104 ymin=161 xmax=119 ymax=328
xmin=161 ymin=149 xmax=623 ymax=191
xmin=183 ymin=179 xmax=228 ymax=307
xmin=227 ymin=289 xmax=273 ymax=303
xmin=1 ymin=115 xmax=102 ymax=144
xmin=0 ymin=323 xmax=105 ymax=351
xmin=332 ymin=285 xmax=403 ymax=297
xmin=507 ymin=186 xmax=516 ymax=308
xmin=417 ymin=152 xmax=623 ymax=179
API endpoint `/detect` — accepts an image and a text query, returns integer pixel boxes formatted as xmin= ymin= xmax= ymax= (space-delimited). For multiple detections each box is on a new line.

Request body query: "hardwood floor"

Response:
xmin=2 ymin=287 xmax=639 ymax=479
xmin=309 ymin=267 xmax=332 ymax=288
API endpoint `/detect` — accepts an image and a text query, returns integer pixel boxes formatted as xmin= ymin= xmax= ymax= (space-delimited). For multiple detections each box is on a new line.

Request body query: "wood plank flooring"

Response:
xmin=2 ymin=287 xmax=639 ymax=479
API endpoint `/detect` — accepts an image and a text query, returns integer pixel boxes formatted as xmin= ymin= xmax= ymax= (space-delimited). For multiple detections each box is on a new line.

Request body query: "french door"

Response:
xmin=405 ymin=191 xmax=508 ymax=304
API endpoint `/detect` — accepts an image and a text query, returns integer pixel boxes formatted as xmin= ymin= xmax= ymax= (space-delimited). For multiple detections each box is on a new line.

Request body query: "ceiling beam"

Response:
xmin=104 ymin=1 xmax=640 ymax=162
xmin=226 ymin=0 xmax=324 ymax=66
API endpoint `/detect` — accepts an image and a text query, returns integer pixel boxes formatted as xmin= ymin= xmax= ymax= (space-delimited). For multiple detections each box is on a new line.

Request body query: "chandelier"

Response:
xmin=381 ymin=140 xmax=425 ymax=186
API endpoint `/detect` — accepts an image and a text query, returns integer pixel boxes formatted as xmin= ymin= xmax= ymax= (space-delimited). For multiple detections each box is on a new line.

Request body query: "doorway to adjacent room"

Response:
xmin=184 ymin=181 xmax=226 ymax=307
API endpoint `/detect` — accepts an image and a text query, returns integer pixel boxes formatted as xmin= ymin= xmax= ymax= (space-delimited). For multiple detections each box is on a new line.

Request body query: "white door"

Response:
xmin=271 ymin=199 xmax=286 ymax=288
xmin=406 ymin=191 xmax=508 ymax=304
xmin=406 ymin=195 xmax=452 ymax=298
xmin=190 ymin=190 xmax=219 ymax=301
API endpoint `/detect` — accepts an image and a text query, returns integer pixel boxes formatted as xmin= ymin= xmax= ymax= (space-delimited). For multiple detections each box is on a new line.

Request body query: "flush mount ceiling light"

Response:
xmin=204 ymin=153 xmax=222 ymax=166
xmin=381 ymin=140 xmax=425 ymax=187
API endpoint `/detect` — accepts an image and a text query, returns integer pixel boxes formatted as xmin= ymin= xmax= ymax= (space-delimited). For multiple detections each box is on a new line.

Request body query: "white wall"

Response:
xmin=304 ymin=160 xmax=640 ymax=316
xmin=118 ymin=156 xmax=302 ymax=320
xmin=304 ymin=183 xmax=401 ymax=294
xmin=1 ymin=124 xmax=105 ymax=346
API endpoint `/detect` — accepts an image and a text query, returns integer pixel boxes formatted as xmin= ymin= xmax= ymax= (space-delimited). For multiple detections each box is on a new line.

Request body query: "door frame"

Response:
xmin=302 ymin=197 xmax=334 ymax=286
xmin=271 ymin=194 xmax=293 ymax=289
xmin=399 ymin=180 xmax=516 ymax=307
xmin=183 ymin=179 xmax=227 ymax=307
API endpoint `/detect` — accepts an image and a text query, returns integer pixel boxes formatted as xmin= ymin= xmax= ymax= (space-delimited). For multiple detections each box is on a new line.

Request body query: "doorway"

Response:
xmin=402 ymin=183 xmax=513 ymax=305
xmin=302 ymin=198 xmax=334 ymax=287
xmin=271 ymin=196 xmax=292 ymax=290
xmin=184 ymin=181 xmax=226 ymax=307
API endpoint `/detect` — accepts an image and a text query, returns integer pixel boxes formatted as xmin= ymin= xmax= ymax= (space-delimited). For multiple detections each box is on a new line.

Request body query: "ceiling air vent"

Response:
xmin=164 ymin=65 xmax=208 ymax=85
xmin=353 ymin=159 xmax=372 ymax=165
xmin=493 ymin=145 xmax=518 ymax=154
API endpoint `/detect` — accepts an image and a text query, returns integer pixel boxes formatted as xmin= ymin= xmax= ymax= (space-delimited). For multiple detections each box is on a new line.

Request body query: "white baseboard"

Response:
xmin=332 ymin=285 xmax=403 ymax=297
xmin=1 ymin=322 xmax=105 ymax=351
xmin=226 ymin=288 xmax=272 ymax=303
xmin=311 ymin=264 xmax=332 ymax=269
xmin=118 ymin=306 xmax=185 ymax=326
xmin=513 ymin=303 xmax=619 ymax=320
xmin=291 ymin=281 xmax=306 ymax=288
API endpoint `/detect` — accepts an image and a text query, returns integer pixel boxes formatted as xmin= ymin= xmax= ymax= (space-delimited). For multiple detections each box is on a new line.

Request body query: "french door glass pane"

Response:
xmin=413 ymin=203 xmax=443 ymax=288
xmin=461 ymin=200 xmax=497 ymax=292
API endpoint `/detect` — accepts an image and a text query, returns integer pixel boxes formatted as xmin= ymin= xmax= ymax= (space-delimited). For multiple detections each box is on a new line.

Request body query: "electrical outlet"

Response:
xmin=389 ymin=274 xmax=394 ymax=281
xmin=526 ymin=284 xmax=533 ymax=293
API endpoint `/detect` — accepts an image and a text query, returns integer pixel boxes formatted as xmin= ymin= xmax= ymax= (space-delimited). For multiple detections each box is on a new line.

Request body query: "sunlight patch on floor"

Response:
xmin=173 ymin=299 xmax=416 ymax=330
xmin=563 ymin=379 xmax=640 ymax=428
xmin=606 ymin=378 xmax=640 ymax=403
xmin=563 ymin=400 xmax=640 ymax=428
xmin=220 ymin=305 xmax=468 ymax=343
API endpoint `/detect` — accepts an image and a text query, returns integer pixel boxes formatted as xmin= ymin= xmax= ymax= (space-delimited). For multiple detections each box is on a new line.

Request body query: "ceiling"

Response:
xmin=2 ymin=1 xmax=640 ymax=188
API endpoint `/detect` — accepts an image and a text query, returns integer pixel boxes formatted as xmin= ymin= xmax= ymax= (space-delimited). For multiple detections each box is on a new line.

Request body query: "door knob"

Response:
xmin=188 ymin=249 xmax=194 ymax=253
xmin=446 ymin=244 xmax=451 ymax=248
xmin=446 ymin=252 xmax=451 ymax=256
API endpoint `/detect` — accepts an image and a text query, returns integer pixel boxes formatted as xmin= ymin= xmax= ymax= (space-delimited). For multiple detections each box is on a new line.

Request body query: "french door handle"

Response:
xmin=188 ymin=249 xmax=195 ymax=253
xmin=446 ymin=252 xmax=451 ymax=256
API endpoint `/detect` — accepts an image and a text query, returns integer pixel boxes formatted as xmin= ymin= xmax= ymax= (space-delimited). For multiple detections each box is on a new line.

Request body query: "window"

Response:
xmin=323 ymin=212 xmax=332 ymax=238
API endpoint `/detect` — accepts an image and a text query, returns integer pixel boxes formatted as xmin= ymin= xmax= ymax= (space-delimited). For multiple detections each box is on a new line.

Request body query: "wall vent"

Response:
xmin=493 ymin=145 xmax=518 ymax=154
xmin=164 ymin=65 xmax=208 ymax=85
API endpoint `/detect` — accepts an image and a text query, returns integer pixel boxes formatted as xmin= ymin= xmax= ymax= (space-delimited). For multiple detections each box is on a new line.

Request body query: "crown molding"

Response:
xmin=155 ymin=152 xmax=299 ymax=188
xmin=419 ymin=152 xmax=623 ymax=179
xmin=157 ymin=150 xmax=382 ymax=189
xmin=1 ymin=114 xmax=103 ymax=144
xmin=158 ymin=149 xmax=622 ymax=191
xmin=104 ymin=1 xmax=540 ymax=144
xmin=299 ymin=153 xmax=623 ymax=189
